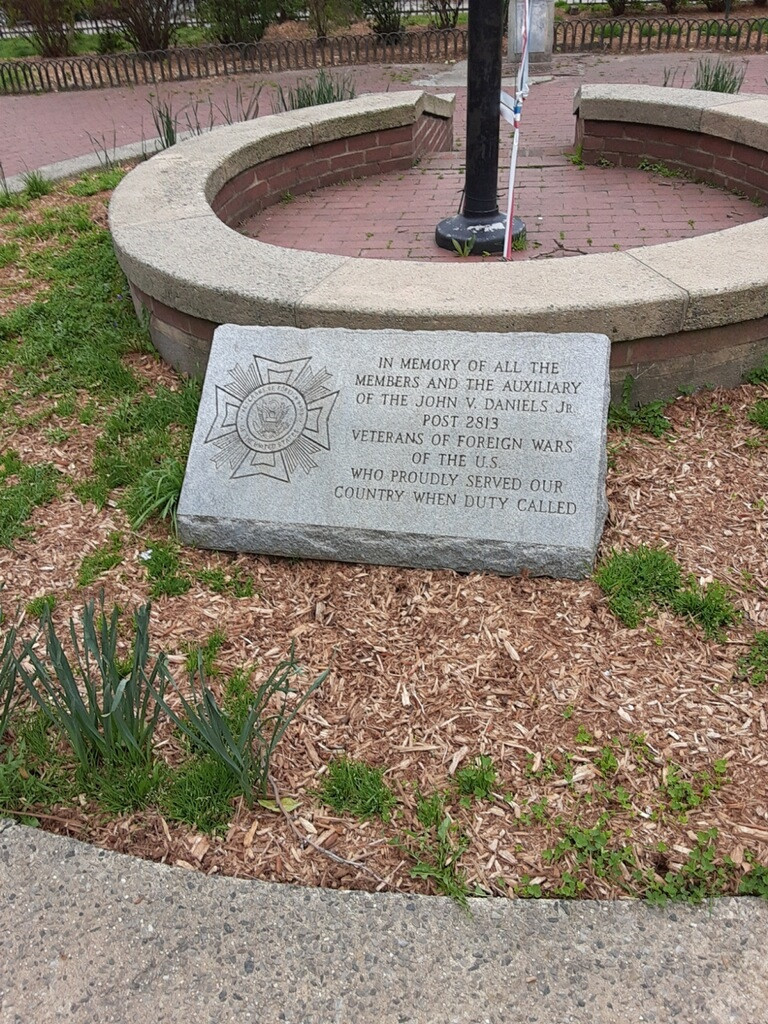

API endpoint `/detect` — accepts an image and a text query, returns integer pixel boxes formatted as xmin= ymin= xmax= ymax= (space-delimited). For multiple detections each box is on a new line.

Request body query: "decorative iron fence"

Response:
xmin=0 ymin=28 xmax=468 ymax=93
xmin=554 ymin=16 xmax=768 ymax=52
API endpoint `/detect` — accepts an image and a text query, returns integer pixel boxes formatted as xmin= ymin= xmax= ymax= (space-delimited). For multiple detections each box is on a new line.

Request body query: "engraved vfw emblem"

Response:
xmin=205 ymin=355 xmax=338 ymax=482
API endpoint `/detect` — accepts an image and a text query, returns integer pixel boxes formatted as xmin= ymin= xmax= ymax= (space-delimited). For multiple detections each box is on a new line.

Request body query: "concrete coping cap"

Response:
xmin=109 ymin=87 xmax=768 ymax=343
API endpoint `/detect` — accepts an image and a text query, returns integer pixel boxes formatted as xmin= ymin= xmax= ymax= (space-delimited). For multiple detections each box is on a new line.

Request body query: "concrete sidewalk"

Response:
xmin=1 ymin=818 xmax=766 ymax=1024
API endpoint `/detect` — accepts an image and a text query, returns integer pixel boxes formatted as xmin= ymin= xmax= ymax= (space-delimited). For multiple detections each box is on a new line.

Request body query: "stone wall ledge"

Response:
xmin=110 ymin=87 xmax=768 ymax=402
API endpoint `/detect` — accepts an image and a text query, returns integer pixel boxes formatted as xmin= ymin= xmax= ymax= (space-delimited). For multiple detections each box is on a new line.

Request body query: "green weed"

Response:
xmin=404 ymin=791 xmax=472 ymax=908
xmin=78 ymin=532 xmax=123 ymax=587
xmin=637 ymin=158 xmax=688 ymax=180
xmin=745 ymin=360 xmax=768 ymax=385
xmin=317 ymin=756 xmax=397 ymax=822
xmin=594 ymin=744 xmax=619 ymax=777
xmin=141 ymin=540 xmax=191 ymax=599
xmin=574 ymin=725 xmax=593 ymax=745
xmin=736 ymin=631 xmax=768 ymax=687
xmin=661 ymin=763 xmax=707 ymax=815
xmin=518 ymin=797 xmax=549 ymax=826
xmin=608 ymin=375 xmax=672 ymax=438
xmin=545 ymin=822 xmax=637 ymax=886
xmin=454 ymin=754 xmax=497 ymax=803
xmin=738 ymin=857 xmax=768 ymax=898
xmin=525 ymin=753 xmax=559 ymax=780
xmin=451 ymin=237 xmax=475 ymax=258
xmin=646 ymin=828 xmax=733 ymax=904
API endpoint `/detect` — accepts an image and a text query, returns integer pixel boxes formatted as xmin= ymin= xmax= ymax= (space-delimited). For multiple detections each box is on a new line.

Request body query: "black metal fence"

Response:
xmin=554 ymin=15 xmax=768 ymax=52
xmin=0 ymin=28 xmax=469 ymax=93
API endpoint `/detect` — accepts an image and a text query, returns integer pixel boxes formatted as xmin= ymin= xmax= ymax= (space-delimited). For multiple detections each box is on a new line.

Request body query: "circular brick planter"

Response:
xmin=110 ymin=87 xmax=768 ymax=404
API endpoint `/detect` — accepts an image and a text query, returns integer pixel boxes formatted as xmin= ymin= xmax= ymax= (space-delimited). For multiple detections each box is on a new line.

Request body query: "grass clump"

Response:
xmin=317 ymin=756 xmax=397 ymax=821
xmin=0 ymin=228 xmax=146 ymax=401
xmin=81 ymin=382 xmax=200 ymax=513
xmin=595 ymin=546 xmax=737 ymax=638
xmin=608 ymin=375 xmax=672 ymax=438
xmin=141 ymin=540 xmax=191 ymax=599
xmin=67 ymin=168 xmax=126 ymax=197
xmin=25 ymin=593 xmax=56 ymax=619
xmin=736 ymin=631 xmax=768 ymax=687
xmin=160 ymin=755 xmax=240 ymax=834
xmin=82 ymin=749 xmax=167 ymax=815
xmin=0 ymin=711 xmax=78 ymax=819
xmin=21 ymin=171 xmax=53 ymax=199
xmin=123 ymin=455 xmax=186 ymax=533
xmin=0 ymin=450 xmax=59 ymax=548
xmin=454 ymin=754 xmax=497 ymax=803
xmin=0 ymin=627 xmax=18 ymax=748
xmin=692 ymin=57 xmax=746 ymax=94
xmin=275 ymin=68 xmax=356 ymax=112
xmin=595 ymin=545 xmax=682 ymax=628
xmin=78 ymin=532 xmax=123 ymax=586
xmin=196 ymin=566 xmax=255 ymax=598
xmin=12 ymin=203 xmax=94 ymax=243
xmin=669 ymin=579 xmax=738 ymax=640
xmin=185 ymin=628 xmax=226 ymax=677
xmin=0 ymin=242 xmax=20 ymax=268
xmin=747 ymin=399 xmax=768 ymax=431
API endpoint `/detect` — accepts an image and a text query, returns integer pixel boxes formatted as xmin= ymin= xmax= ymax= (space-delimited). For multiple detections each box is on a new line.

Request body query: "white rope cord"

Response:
xmin=501 ymin=0 xmax=532 ymax=261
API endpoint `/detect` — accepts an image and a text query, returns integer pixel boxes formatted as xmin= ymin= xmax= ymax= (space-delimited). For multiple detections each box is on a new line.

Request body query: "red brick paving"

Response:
xmin=3 ymin=51 xmax=766 ymax=261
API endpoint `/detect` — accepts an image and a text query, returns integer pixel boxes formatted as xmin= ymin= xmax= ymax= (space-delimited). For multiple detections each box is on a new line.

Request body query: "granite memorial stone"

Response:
xmin=178 ymin=326 xmax=611 ymax=578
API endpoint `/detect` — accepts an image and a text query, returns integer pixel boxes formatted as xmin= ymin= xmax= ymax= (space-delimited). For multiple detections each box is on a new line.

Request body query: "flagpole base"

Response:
xmin=435 ymin=213 xmax=525 ymax=256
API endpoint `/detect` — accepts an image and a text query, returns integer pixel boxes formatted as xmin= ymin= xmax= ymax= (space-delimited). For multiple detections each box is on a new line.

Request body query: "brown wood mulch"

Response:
xmin=0 ymin=185 xmax=766 ymax=902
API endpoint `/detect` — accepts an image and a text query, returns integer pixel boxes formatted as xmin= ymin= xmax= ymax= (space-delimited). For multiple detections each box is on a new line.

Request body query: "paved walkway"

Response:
xmin=2 ymin=818 xmax=767 ymax=1024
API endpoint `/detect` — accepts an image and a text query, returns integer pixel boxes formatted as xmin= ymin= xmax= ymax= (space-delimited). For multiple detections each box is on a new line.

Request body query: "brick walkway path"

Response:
xmin=3 ymin=51 xmax=766 ymax=261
